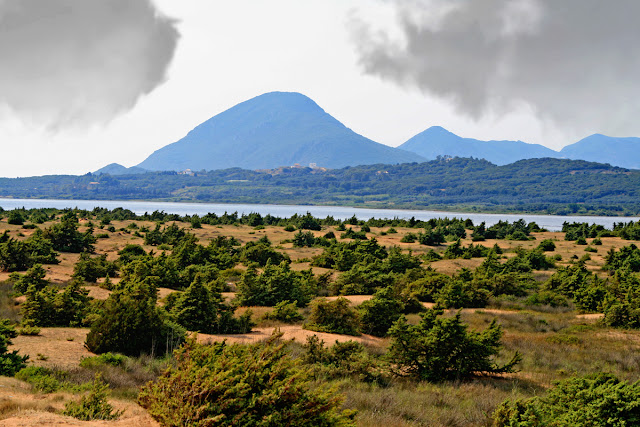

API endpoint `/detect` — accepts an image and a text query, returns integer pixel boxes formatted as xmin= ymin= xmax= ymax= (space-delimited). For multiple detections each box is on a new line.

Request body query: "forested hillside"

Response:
xmin=1 ymin=157 xmax=639 ymax=216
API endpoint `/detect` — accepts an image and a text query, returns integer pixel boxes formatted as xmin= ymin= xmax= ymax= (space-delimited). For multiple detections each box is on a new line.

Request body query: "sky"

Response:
xmin=1 ymin=0 xmax=639 ymax=177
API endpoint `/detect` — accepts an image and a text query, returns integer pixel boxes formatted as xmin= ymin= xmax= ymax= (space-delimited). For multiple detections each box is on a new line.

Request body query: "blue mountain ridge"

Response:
xmin=135 ymin=92 xmax=423 ymax=172
xmin=398 ymin=126 xmax=560 ymax=166
xmin=559 ymin=134 xmax=640 ymax=170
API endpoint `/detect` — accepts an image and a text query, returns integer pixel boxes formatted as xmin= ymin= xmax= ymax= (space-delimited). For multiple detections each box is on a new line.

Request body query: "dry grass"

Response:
xmin=0 ymin=377 xmax=159 ymax=426
xmin=10 ymin=328 xmax=93 ymax=369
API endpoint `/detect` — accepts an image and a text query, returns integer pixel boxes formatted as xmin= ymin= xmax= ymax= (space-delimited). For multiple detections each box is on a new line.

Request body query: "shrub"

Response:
xmin=63 ymin=374 xmax=122 ymax=421
xmin=73 ymin=253 xmax=117 ymax=283
xmin=262 ymin=300 xmax=304 ymax=323
xmin=11 ymin=264 xmax=49 ymax=294
xmin=302 ymin=335 xmax=381 ymax=383
xmin=359 ymin=287 xmax=403 ymax=337
xmin=0 ymin=319 xmax=28 ymax=376
xmin=293 ymin=231 xmax=317 ymax=247
xmin=304 ymin=298 xmax=360 ymax=336
xmin=235 ymin=262 xmax=316 ymax=307
xmin=15 ymin=366 xmax=62 ymax=393
xmin=138 ymin=335 xmax=356 ymax=426
xmin=79 ymin=352 xmax=128 ymax=369
xmin=537 ymin=239 xmax=556 ymax=251
xmin=42 ymin=211 xmax=95 ymax=253
xmin=85 ymin=281 xmax=185 ymax=356
xmin=7 ymin=211 xmax=25 ymax=225
xmin=494 ymin=373 xmax=640 ymax=426
xmin=171 ymin=275 xmax=253 ymax=334
xmin=387 ymin=309 xmax=521 ymax=382
xmin=18 ymin=325 xmax=41 ymax=336
xmin=284 ymin=224 xmax=296 ymax=232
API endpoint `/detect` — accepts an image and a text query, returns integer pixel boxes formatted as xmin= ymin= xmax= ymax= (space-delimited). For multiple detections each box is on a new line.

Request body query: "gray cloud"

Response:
xmin=350 ymin=0 xmax=640 ymax=135
xmin=0 ymin=0 xmax=178 ymax=128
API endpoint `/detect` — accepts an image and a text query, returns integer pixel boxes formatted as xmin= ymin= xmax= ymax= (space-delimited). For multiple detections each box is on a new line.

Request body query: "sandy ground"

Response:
xmin=197 ymin=324 xmax=387 ymax=347
xmin=9 ymin=328 xmax=93 ymax=370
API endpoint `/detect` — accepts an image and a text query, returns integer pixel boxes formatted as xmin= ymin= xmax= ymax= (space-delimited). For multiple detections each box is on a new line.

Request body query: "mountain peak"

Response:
xmin=136 ymin=92 xmax=422 ymax=171
xmin=399 ymin=126 xmax=559 ymax=165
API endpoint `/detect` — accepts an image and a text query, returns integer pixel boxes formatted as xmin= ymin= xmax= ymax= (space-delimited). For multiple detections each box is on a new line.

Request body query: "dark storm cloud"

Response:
xmin=0 ymin=0 xmax=178 ymax=127
xmin=351 ymin=0 xmax=640 ymax=133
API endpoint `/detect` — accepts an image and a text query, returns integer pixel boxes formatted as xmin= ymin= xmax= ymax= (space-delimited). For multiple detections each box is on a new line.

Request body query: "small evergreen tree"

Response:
xmin=359 ymin=287 xmax=404 ymax=337
xmin=0 ymin=319 xmax=28 ymax=376
xmin=85 ymin=281 xmax=185 ymax=356
xmin=304 ymin=298 xmax=360 ymax=336
xmin=388 ymin=309 xmax=521 ymax=382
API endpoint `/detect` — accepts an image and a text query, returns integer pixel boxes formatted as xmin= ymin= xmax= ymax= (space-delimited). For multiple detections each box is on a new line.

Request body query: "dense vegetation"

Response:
xmin=2 ymin=207 xmax=640 ymax=425
xmin=1 ymin=157 xmax=640 ymax=215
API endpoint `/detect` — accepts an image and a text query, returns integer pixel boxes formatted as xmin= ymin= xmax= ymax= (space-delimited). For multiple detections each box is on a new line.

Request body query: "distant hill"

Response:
xmin=136 ymin=92 xmax=422 ymax=171
xmin=559 ymin=134 xmax=640 ymax=169
xmin=2 ymin=157 xmax=640 ymax=216
xmin=94 ymin=163 xmax=147 ymax=175
xmin=399 ymin=126 xmax=560 ymax=165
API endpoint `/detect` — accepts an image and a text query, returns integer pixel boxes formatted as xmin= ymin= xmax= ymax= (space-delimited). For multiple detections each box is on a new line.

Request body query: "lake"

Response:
xmin=0 ymin=198 xmax=637 ymax=232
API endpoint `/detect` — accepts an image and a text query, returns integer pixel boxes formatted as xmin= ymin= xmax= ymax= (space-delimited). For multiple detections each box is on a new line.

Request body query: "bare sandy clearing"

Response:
xmin=9 ymin=328 xmax=93 ymax=369
xmin=197 ymin=325 xmax=387 ymax=347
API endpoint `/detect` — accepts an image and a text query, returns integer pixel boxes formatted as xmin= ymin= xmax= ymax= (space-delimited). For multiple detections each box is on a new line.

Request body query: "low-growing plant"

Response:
xmin=494 ymin=373 xmax=640 ymax=426
xmin=18 ymin=325 xmax=41 ymax=335
xmin=138 ymin=334 xmax=356 ymax=426
xmin=262 ymin=300 xmax=304 ymax=323
xmin=304 ymin=298 xmax=360 ymax=336
xmin=63 ymin=374 xmax=122 ymax=421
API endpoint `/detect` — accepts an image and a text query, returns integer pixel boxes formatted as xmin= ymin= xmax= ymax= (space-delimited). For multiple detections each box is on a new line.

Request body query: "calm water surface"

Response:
xmin=0 ymin=198 xmax=638 ymax=232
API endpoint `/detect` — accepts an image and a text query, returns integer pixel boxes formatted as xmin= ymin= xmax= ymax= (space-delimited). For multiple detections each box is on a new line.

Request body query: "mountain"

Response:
xmin=559 ymin=134 xmax=640 ymax=169
xmin=398 ymin=126 xmax=560 ymax=165
xmin=136 ymin=92 xmax=422 ymax=171
xmin=94 ymin=163 xmax=147 ymax=175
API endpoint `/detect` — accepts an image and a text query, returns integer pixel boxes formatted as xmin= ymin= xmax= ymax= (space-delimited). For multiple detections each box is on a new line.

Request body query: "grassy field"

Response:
xmin=1 ymin=215 xmax=640 ymax=426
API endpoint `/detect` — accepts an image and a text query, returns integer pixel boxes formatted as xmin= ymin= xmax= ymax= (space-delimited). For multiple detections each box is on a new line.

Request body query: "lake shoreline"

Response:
xmin=1 ymin=197 xmax=638 ymax=232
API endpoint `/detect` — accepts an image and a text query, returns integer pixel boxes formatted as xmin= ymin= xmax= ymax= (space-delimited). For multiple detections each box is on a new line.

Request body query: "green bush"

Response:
xmin=18 ymin=325 xmax=41 ymax=335
xmin=138 ymin=335 xmax=356 ymax=426
xmin=79 ymin=352 xmax=128 ymax=369
xmin=63 ymin=374 xmax=122 ymax=421
xmin=0 ymin=319 xmax=28 ymax=376
xmin=537 ymin=239 xmax=556 ymax=251
xmin=15 ymin=366 xmax=61 ymax=393
xmin=359 ymin=287 xmax=403 ymax=337
xmin=262 ymin=300 xmax=304 ymax=323
xmin=302 ymin=335 xmax=382 ymax=383
xmin=171 ymin=275 xmax=253 ymax=334
xmin=494 ymin=373 xmax=640 ymax=426
xmin=11 ymin=264 xmax=49 ymax=294
xmin=304 ymin=298 xmax=360 ymax=336
xmin=387 ymin=309 xmax=521 ymax=382
xmin=85 ymin=281 xmax=185 ymax=356
xmin=400 ymin=233 xmax=417 ymax=243
xmin=235 ymin=262 xmax=316 ymax=307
